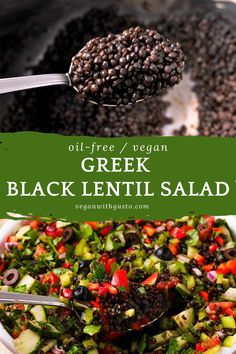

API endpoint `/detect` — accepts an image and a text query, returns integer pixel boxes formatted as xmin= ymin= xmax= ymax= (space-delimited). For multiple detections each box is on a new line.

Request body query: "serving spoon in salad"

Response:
xmin=0 ymin=27 xmax=185 ymax=107
xmin=0 ymin=291 xmax=166 ymax=334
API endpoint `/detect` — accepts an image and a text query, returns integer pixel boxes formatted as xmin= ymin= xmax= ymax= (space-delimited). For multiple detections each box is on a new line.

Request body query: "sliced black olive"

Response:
xmin=3 ymin=269 xmax=19 ymax=285
xmin=79 ymin=260 xmax=90 ymax=269
xmin=125 ymin=232 xmax=140 ymax=248
xmin=223 ymin=248 xmax=236 ymax=260
xmin=155 ymin=246 xmax=173 ymax=261
xmin=62 ymin=227 xmax=74 ymax=243
xmin=73 ymin=286 xmax=90 ymax=301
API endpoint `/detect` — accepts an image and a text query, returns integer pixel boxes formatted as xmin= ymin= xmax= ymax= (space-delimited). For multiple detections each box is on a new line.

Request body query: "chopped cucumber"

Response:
xmin=148 ymin=330 xmax=178 ymax=349
xmin=74 ymin=238 xmax=94 ymax=260
xmin=200 ymin=333 xmax=210 ymax=341
xmin=40 ymin=339 xmax=57 ymax=353
xmin=168 ymin=261 xmax=186 ymax=275
xmin=56 ymin=221 xmax=71 ymax=228
xmin=186 ymin=275 xmax=196 ymax=290
xmin=83 ymin=324 xmax=101 ymax=336
xmin=175 ymin=335 xmax=187 ymax=349
xmin=222 ymin=287 xmax=236 ymax=301
xmin=82 ymin=338 xmax=97 ymax=349
xmin=14 ymin=329 xmax=41 ymax=354
xmin=173 ymin=308 xmax=195 ymax=330
xmin=220 ymin=315 xmax=236 ymax=329
xmin=176 ymin=283 xmax=191 ymax=297
xmin=198 ymin=308 xmax=207 ymax=321
xmin=60 ymin=270 xmax=74 ymax=287
xmin=104 ymin=231 xmax=125 ymax=251
xmin=223 ymin=335 xmax=236 ymax=347
xmin=81 ymin=308 xmax=94 ymax=325
xmin=87 ymin=350 xmax=99 ymax=354
xmin=0 ymin=285 xmax=9 ymax=292
xmin=17 ymin=275 xmax=35 ymax=291
xmin=16 ymin=225 xmax=31 ymax=239
xmin=123 ymin=308 xmax=135 ymax=318
xmin=187 ymin=246 xmax=199 ymax=258
xmin=203 ymin=345 xmax=221 ymax=354
xmin=28 ymin=320 xmax=61 ymax=338
xmin=30 ymin=305 xmax=47 ymax=322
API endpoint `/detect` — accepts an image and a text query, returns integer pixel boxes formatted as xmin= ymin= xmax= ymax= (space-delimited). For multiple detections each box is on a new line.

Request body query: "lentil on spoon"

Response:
xmin=71 ymin=26 xmax=185 ymax=106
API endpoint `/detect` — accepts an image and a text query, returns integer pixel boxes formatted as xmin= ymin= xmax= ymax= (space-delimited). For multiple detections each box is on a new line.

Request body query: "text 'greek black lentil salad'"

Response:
xmin=0 ymin=216 xmax=236 ymax=354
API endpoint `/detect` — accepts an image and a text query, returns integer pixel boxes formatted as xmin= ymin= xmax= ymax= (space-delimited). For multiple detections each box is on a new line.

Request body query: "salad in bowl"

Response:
xmin=0 ymin=216 xmax=235 ymax=354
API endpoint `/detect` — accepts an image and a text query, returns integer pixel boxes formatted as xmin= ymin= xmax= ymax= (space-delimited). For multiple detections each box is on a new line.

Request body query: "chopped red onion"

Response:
xmin=176 ymin=254 xmax=191 ymax=263
xmin=156 ymin=225 xmax=165 ymax=233
xmin=4 ymin=242 xmax=18 ymax=252
xmin=58 ymin=252 xmax=66 ymax=259
xmin=192 ymin=268 xmax=202 ymax=277
xmin=52 ymin=345 xmax=65 ymax=354
xmin=207 ymin=271 xmax=217 ymax=282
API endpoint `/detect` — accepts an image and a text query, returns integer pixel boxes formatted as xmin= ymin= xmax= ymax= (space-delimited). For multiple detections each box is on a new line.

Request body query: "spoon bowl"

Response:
xmin=0 ymin=291 xmax=166 ymax=334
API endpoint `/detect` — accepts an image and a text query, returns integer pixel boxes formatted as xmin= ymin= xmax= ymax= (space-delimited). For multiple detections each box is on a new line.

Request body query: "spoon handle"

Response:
xmin=0 ymin=73 xmax=70 ymax=94
xmin=0 ymin=291 xmax=69 ymax=308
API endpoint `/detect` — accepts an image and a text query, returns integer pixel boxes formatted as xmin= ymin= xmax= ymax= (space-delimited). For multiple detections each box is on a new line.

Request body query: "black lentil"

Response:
xmin=1 ymin=5 xmax=236 ymax=137
xmin=71 ymin=27 xmax=185 ymax=106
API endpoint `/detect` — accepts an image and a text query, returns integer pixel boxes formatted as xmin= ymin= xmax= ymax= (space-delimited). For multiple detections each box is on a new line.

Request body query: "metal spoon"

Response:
xmin=0 ymin=63 xmax=142 ymax=107
xmin=0 ymin=291 xmax=165 ymax=333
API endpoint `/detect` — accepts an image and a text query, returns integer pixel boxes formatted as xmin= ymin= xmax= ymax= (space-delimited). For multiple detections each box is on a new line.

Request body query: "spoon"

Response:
xmin=0 ymin=27 xmax=185 ymax=107
xmin=0 ymin=291 xmax=165 ymax=333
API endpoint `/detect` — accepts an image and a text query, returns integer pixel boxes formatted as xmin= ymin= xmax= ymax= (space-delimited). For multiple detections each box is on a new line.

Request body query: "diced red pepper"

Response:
xmin=213 ymin=227 xmax=223 ymax=233
xmin=226 ymin=260 xmax=236 ymax=275
xmin=85 ymin=222 xmax=98 ymax=230
xmin=141 ymin=272 xmax=158 ymax=286
xmin=111 ymin=270 xmax=129 ymax=290
xmin=135 ymin=219 xmax=143 ymax=224
xmin=209 ymin=243 xmax=218 ymax=253
xmin=0 ymin=259 xmax=6 ymax=273
xmin=216 ymin=262 xmax=230 ymax=274
xmin=170 ymin=225 xmax=193 ymax=239
xmin=57 ymin=244 xmax=67 ymax=254
xmin=168 ymin=244 xmax=179 ymax=256
xmin=88 ymin=283 xmax=100 ymax=292
xmin=194 ymin=254 xmax=205 ymax=265
xmin=156 ymin=277 xmax=179 ymax=290
xmin=62 ymin=262 xmax=72 ymax=269
xmin=46 ymin=223 xmax=63 ymax=238
xmin=143 ymin=225 xmax=156 ymax=237
xmin=100 ymin=254 xmax=116 ymax=274
xmin=195 ymin=336 xmax=221 ymax=353
xmin=12 ymin=331 xmax=20 ymax=339
xmin=15 ymin=304 xmax=24 ymax=310
xmin=199 ymin=290 xmax=209 ymax=302
xmin=48 ymin=287 xmax=60 ymax=295
xmin=144 ymin=237 xmax=151 ymax=244
xmin=197 ymin=216 xmax=215 ymax=241
xmin=34 ymin=244 xmax=47 ymax=259
xmin=215 ymin=236 xmax=225 ymax=246
xmin=6 ymin=235 xmax=17 ymax=243
xmin=100 ymin=225 xmax=111 ymax=237
xmin=131 ymin=316 xmax=149 ymax=331
xmin=61 ymin=288 xmax=73 ymax=299
xmin=98 ymin=286 xmax=108 ymax=297
xmin=101 ymin=283 xmax=118 ymax=295
xmin=105 ymin=332 xmax=124 ymax=341
xmin=49 ymin=272 xmax=60 ymax=287
xmin=195 ymin=343 xmax=206 ymax=352
xmin=202 ymin=263 xmax=214 ymax=272
xmin=29 ymin=220 xmax=41 ymax=229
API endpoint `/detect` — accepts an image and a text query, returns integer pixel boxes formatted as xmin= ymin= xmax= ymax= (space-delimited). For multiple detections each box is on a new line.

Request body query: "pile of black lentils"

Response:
xmin=1 ymin=4 xmax=236 ymax=136
xmin=71 ymin=27 xmax=185 ymax=106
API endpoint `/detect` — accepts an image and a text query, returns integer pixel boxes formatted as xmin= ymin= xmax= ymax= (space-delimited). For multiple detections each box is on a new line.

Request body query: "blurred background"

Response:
xmin=0 ymin=0 xmax=236 ymax=136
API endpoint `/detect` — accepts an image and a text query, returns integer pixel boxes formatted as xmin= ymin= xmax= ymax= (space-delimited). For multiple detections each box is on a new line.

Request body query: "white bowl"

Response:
xmin=0 ymin=217 xmax=236 ymax=354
